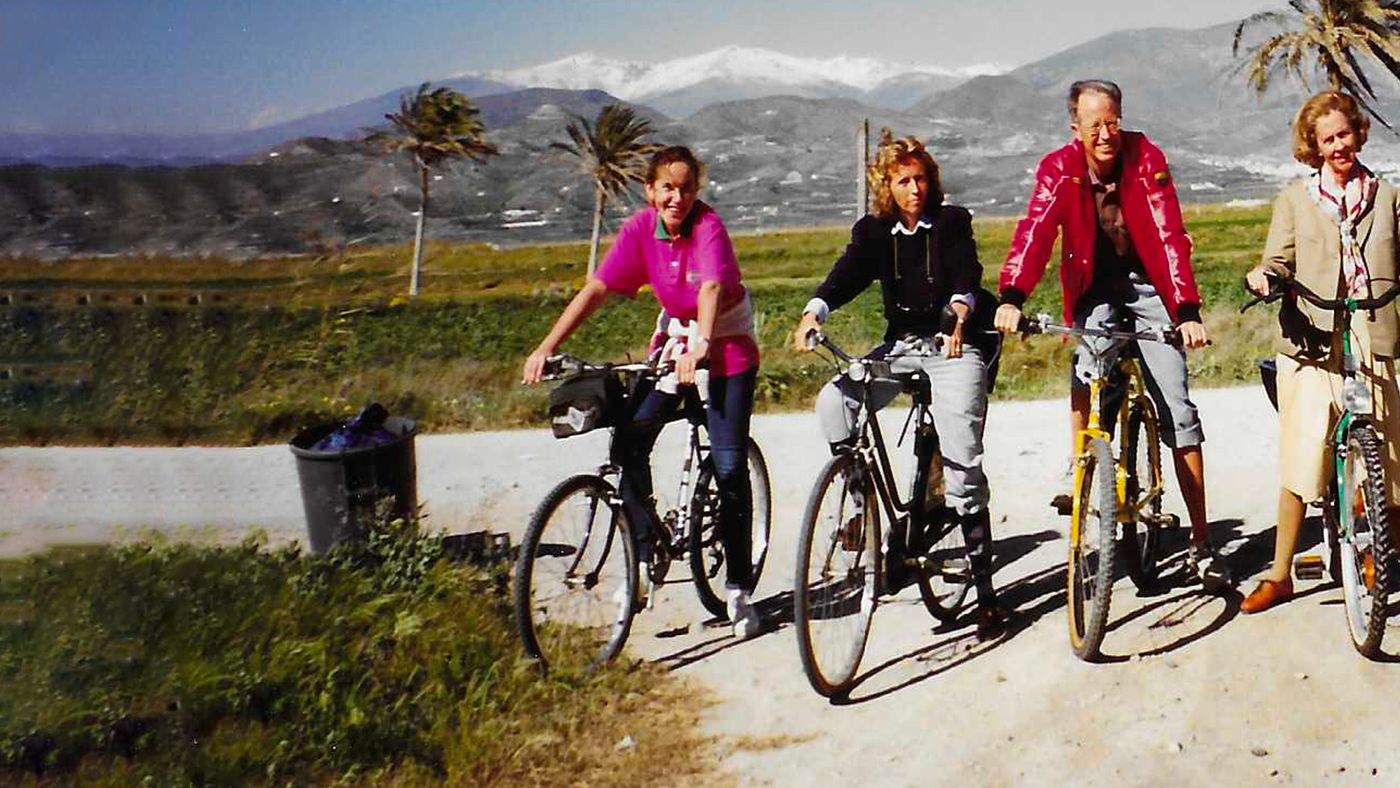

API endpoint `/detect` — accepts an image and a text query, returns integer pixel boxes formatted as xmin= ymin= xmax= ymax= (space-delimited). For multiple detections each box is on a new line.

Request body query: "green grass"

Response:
xmin=0 ymin=203 xmax=1278 ymax=445
xmin=0 ymin=523 xmax=714 ymax=786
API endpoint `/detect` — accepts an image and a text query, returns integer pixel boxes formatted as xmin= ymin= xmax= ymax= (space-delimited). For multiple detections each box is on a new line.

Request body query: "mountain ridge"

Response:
xmin=10 ymin=23 xmax=1400 ymax=256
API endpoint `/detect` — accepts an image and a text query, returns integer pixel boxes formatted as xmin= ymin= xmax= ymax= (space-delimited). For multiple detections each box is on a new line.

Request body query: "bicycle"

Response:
xmin=1017 ymin=314 xmax=1183 ymax=661
xmin=792 ymin=332 xmax=981 ymax=697
xmin=513 ymin=353 xmax=773 ymax=673
xmin=1243 ymin=274 xmax=1400 ymax=657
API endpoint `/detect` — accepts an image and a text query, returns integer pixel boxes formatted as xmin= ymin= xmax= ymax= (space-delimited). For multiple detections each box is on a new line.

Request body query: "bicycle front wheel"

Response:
xmin=514 ymin=474 xmax=638 ymax=674
xmin=1067 ymin=438 xmax=1117 ymax=661
xmin=1121 ymin=400 xmax=1163 ymax=589
xmin=1337 ymin=422 xmax=1393 ymax=658
xmin=690 ymin=438 xmax=773 ymax=618
xmin=794 ymin=453 xmax=880 ymax=697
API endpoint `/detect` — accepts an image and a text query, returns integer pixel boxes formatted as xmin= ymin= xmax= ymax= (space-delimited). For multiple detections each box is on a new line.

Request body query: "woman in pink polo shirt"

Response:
xmin=522 ymin=146 xmax=762 ymax=638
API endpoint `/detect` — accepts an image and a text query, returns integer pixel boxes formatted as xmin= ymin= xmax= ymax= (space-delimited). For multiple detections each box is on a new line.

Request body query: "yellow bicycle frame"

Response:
xmin=1068 ymin=356 xmax=1165 ymax=546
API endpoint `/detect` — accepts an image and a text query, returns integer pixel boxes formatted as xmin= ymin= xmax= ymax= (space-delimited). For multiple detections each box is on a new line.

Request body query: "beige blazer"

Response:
xmin=1260 ymin=177 xmax=1400 ymax=359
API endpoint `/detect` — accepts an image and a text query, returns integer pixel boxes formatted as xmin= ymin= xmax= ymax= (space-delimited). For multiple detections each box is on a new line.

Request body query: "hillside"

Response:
xmin=8 ymin=22 xmax=1400 ymax=256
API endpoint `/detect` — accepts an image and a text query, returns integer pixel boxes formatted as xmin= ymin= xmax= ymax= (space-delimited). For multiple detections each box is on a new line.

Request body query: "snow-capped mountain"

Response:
xmin=473 ymin=46 xmax=1007 ymax=115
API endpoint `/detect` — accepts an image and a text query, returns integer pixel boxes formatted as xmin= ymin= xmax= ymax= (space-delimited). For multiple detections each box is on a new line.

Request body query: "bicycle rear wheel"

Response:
xmin=1337 ymin=422 xmax=1393 ymax=658
xmin=514 ymin=474 xmax=638 ymax=674
xmin=1067 ymin=438 xmax=1117 ymax=661
xmin=794 ymin=453 xmax=880 ymax=697
xmin=1121 ymin=400 xmax=1163 ymax=589
xmin=915 ymin=508 xmax=972 ymax=623
xmin=690 ymin=438 xmax=773 ymax=618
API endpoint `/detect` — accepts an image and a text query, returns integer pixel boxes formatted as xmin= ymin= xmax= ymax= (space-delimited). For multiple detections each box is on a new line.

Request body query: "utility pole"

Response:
xmin=856 ymin=118 xmax=868 ymax=217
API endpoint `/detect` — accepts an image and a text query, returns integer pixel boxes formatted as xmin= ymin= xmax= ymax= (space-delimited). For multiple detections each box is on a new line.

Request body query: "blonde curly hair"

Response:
xmin=868 ymin=129 xmax=943 ymax=220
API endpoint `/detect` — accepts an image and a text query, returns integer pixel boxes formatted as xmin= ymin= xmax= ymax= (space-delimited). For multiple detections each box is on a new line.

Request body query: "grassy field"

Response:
xmin=0 ymin=525 xmax=716 ymax=785
xmin=0 ymin=203 xmax=1277 ymax=445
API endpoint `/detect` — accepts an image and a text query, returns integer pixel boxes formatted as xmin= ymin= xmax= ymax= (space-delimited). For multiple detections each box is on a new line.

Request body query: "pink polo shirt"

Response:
xmin=595 ymin=202 xmax=759 ymax=376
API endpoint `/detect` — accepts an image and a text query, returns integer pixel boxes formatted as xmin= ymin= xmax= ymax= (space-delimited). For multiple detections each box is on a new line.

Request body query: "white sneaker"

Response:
xmin=726 ymin=586 xmax=761 ymax=640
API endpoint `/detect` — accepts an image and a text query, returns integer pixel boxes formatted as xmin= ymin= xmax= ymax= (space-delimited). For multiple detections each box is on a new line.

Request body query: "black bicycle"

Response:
xmin=514 ymin=353 xmax=772 ymax=673
xmin=792 ymin=332 xmax=978 ymax=696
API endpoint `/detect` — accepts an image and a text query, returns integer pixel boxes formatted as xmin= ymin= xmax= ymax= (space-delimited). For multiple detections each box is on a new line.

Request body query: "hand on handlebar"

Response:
xmin=675 ymin=341 xmax=708 ymax=385
xmin=1177 ymin=320 xmax=1209 ymax=350
xmin=994 ymin=303 xmax=1023 ymax=334
xmin=944 ymin=324 xmax=964 ymax=358
xmin=1245 ymin=262 xmax=1290 ymax=298
xmin=522 ymin=347 xmax=553 ymax=385
xmin=794 ymin=312 xmax=823 ymax=352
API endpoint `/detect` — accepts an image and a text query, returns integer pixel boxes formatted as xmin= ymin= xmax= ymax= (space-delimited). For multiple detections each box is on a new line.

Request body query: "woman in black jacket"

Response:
xmin=793 ymin=130 xmax=1005 ymax=639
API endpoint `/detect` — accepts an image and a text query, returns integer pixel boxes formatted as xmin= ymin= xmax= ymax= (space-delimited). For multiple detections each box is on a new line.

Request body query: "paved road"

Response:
xmin=5 ymin=386 xmax=1400 ymax=787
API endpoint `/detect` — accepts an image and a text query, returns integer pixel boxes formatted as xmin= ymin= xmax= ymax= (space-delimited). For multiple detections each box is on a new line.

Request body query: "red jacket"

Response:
xmin=998 ymin=132 xmax=1201 ymax=325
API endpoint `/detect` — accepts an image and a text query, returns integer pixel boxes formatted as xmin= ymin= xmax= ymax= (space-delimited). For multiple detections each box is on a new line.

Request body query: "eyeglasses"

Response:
xmin=1076 ymin=118 xmax=1121 ymax=138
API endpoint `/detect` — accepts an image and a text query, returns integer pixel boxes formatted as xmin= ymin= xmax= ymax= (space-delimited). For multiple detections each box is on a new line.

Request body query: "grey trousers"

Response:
xmin=1071 ymin=271 xmax=1205 ymax=449
xmin=815 ymin=342 xmax=991 ymax=516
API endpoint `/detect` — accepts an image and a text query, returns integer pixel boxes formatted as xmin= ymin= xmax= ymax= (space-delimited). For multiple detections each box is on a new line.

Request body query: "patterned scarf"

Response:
xmin=1306 ymin=164 xmax=1377 ymax=299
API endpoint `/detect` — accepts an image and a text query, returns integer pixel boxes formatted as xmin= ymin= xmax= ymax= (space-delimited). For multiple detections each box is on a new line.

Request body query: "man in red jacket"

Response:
xmin=993 ymin=79 xmax=1228 ymax=589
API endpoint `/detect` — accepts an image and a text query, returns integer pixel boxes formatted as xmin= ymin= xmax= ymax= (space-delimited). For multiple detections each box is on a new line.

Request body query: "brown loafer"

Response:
xmin=1241 ymin=578 xmax=1293 ymax=614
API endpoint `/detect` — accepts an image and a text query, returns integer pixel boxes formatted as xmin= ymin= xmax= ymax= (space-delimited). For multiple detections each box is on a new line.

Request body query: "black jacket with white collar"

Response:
xmin=813 ymin=204 xmax=990 ymax=342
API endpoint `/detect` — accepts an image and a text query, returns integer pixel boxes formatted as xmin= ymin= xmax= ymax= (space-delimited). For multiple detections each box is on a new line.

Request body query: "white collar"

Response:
xmin=891 ymin=216 xmax=933 ymax=236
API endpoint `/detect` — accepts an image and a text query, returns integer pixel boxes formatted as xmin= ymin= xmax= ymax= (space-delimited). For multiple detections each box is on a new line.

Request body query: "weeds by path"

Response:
xmin=0 ymin=524 xmax=715 ymax=786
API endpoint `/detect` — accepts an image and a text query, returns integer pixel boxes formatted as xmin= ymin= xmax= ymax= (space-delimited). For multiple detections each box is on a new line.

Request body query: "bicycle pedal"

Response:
xmin=840 ymin=516 xmax=864 ymax=551
xmin=1293 ymin=554 xmax=1325 ymax=581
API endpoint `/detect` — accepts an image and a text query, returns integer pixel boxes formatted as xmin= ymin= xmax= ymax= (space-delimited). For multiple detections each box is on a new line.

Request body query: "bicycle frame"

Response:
xmin=1071 ymin=349 xmax=1165 ymax=544
xmin=848 ymin=376 xmax=938 ymax=543
xmin=810 ymin=335 xmax=945 ymax=565
xmin=1329 ymin=308 xmax=1378 ymax=548
xmin=543 ymin=356 xmax=711 ymax=601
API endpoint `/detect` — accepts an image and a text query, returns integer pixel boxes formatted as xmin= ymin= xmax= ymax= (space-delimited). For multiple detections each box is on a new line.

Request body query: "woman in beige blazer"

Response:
xmin=1242 ymin=90 xmax=1400 ymax=614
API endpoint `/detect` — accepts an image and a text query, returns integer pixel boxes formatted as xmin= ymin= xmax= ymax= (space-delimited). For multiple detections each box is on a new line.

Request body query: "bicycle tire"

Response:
xmin=1067 ymin=437 xmax=1117 ymax=661
xmin=915 ymin=506 xmax=972 ymax=622
xmin=1121 ymin=400 xmax=1163 ymax=589
xmin=794 ymin=452 xmax=880 ymax=697
xmin=514 ymin=474 xmax=638 ymax=674
xmin=1337 ymin=422 xmax=1393 ymax=658
xmin=689 ymin=438 xmax=773 ymax=618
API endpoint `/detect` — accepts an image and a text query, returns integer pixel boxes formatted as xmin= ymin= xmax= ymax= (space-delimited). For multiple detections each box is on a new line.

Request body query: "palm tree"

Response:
xmin=1233 ymin=0 xmax=1400 ymax=129
xmin=552 ymin=105 xmax=660 ymax=275
xmin=367 ymin=83 xmax=497 ymax=296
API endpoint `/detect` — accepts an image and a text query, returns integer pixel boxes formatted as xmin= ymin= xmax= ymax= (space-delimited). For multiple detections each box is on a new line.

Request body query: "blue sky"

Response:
xmin=4 ymin=0 xmax=1281 ymax=135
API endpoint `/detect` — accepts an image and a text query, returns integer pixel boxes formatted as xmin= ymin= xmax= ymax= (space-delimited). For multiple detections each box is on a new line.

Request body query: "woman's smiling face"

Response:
xmin=645 ymin=161 xmax=698 ymax=234
xmin=1314 ymin=109 xmax=1362 ymax=182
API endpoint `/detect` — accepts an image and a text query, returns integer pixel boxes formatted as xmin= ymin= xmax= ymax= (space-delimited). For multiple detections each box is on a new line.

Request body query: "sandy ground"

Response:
xmin=5 ymin=385 xmax=1400 ymax=787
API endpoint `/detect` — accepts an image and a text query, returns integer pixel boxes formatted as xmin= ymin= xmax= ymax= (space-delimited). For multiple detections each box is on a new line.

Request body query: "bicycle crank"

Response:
xmin=910 ymin=554 xmax=970 ymax=582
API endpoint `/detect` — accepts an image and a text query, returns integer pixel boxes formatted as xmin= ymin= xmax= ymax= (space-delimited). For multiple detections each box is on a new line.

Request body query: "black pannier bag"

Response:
xmin=547 ymin=371 xmax=626 ymax=438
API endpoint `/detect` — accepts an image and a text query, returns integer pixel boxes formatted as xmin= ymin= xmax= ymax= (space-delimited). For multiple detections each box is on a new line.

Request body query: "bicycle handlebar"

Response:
xmin=1015 ymin=313 xmax=1184 ymax=348
xmin=805 ymin=330 xmax=973 ymax=386
xmin=1240 ymin=272 xmax=1400 ymax=314
xmin=541 ymin=353 xmax=682 ymax=382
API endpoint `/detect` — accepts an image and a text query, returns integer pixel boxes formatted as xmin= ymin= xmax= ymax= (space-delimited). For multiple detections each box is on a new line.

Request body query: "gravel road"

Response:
xmin=5 ymin=385 xmax=1400 ymax=787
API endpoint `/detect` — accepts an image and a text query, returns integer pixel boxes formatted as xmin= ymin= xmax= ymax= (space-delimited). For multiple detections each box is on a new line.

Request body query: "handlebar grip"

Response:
xmin=1017 ymin=315 xmax=1042 ymax=335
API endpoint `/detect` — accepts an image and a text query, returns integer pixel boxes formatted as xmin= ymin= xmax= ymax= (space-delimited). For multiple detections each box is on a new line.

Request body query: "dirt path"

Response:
xmin=5 ymin=386 xmax=1399 ymax=787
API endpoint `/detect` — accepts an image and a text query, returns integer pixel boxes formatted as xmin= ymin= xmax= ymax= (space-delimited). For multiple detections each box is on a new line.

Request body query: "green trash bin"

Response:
xmin=289 ymin=416 xmax=418 ymax=554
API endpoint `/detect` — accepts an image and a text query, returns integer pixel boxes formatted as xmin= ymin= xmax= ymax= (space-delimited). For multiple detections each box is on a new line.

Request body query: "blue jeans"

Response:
xmin=614 ymin=368 xmax=758 ymax=591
